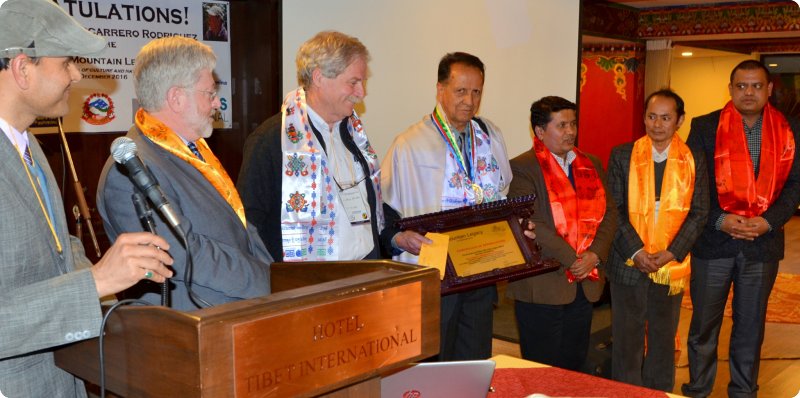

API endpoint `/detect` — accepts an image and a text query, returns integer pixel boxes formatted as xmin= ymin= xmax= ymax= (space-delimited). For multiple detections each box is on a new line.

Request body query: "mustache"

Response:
xmin=346 ymin=95 xmax=363 ymax=104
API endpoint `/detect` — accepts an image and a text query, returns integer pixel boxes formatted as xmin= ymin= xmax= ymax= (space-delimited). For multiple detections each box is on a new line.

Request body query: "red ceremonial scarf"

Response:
xmin=715 ymin=101 xmax=795 ymax=217
xmin=533 ymin=137 xmax=606 ymax=282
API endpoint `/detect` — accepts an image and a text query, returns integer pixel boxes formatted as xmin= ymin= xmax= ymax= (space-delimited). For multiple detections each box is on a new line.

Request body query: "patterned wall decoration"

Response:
xmin=582 ymin=1 xmax=639 ymax=38
xmin=579 ymin=45 xmax=646 ymax=167
xmin=638 ymin=2 xmax=800 ymax=38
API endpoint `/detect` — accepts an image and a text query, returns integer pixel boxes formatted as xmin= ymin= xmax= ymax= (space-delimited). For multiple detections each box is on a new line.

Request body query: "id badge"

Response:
xmin=339 ymin=188 xmax=370 ymax=224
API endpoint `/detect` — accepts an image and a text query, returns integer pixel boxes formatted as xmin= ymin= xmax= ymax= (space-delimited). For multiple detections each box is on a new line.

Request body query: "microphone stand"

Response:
xmin=58 ymin=118 xmax=102 ymax=258
xmin=132 ymin=192 xmax=170 ymax=307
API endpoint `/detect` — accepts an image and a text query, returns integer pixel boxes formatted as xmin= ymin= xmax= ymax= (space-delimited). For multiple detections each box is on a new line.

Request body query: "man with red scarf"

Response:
xmin=682 ymin=60 xmax=800 ymax=398
xmin=507 ymin=96 xmax=617 ymax=371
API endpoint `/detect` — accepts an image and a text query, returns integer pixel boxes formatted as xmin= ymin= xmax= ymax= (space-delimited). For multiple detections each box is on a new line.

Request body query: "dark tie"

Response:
xmin=457 ymin=132 xmax=468 ymax=159
xmin=22 ymin=144 xmax=33 ymax=166
xmin=188 ymin=142 xmax=205 ymax=162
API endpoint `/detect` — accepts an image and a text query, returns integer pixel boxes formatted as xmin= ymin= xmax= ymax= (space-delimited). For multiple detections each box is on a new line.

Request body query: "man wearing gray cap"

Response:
xmin=0 ymin=0 xmax=173 ymax=396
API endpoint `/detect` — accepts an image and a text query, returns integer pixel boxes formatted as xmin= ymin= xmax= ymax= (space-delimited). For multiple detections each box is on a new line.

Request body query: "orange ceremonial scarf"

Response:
xmin=135 ymin=108 xmax=247 ymax=227
xmin=534 ymin=137 xmax=605 ymax=282
xmin=715 ymin=101 xmax=795 ymax=218
xmin=628 ymin=135 xmax=694 ymax=295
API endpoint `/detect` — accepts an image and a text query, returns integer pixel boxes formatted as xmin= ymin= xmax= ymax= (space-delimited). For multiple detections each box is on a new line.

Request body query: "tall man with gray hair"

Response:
xmin=239 ymin=31 xmax=404 ymax=261
xmin=98 ymin=36 xmax=272 ymax=311
xmin=0 ymin=0 xmax=173 ymax=395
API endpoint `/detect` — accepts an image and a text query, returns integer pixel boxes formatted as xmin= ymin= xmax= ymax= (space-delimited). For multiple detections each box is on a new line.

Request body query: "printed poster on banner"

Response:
xmin=32 ymin=0 xmax=232 ymax=134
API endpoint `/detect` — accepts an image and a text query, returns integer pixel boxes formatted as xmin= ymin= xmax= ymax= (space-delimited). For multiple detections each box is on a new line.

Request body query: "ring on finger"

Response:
xmin=144 ymin=270 xmax=154 ymax=279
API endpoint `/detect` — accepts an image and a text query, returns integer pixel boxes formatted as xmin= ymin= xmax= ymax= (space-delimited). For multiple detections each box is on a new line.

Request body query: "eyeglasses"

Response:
xmin=186 ymin=88 xmax=219 ymax=101
xmin=334 ymin=175 xmax=368 ymax=192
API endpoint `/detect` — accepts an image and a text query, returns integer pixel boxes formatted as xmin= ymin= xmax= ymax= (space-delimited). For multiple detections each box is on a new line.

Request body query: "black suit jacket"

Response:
xmin=687 ymin=109 xmax=800 ymax=262
xmin=237 ymin=113 xmax=386 ymax=261
xmin=606 ymin=141 xmax=709 ymax=286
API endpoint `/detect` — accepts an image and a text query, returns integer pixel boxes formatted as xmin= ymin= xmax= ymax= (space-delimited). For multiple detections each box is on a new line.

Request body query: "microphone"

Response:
xmin=131 ymin=191 xmax=157 ymax=234
xmin=110 ymin=137 xmax=182 ymax=233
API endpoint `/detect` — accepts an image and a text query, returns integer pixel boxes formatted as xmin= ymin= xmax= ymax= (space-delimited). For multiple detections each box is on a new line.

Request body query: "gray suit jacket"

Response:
xmin=0 ymin=132 xmax=101 ymax=397
xmin=606 ymin=142 xmax=709 ymax=286
xmin=97 ymin=126 xmax=272 ymax=311
xmin=506 ymin=149 xmax=617 ymax=305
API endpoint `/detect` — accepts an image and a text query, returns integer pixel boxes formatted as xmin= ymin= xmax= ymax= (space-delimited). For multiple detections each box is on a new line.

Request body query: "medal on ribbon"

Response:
xmin=431 ymin=104 xmax=484 ymax=204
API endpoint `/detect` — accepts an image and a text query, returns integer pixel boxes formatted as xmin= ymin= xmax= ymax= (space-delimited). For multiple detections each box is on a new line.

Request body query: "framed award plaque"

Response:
xmin=397 ymin=195 xmax=560 ymax=295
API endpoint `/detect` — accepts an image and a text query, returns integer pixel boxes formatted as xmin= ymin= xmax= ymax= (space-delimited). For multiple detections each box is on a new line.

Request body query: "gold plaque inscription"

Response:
xmin=233 ymin=282 xmax=422 ymax=397
xmin=446 ymin=221 xmax=526 ymax=276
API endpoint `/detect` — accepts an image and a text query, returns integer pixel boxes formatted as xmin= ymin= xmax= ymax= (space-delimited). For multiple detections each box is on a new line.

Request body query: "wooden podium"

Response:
xmin=55 ymin=260 xmax=440 ymax=397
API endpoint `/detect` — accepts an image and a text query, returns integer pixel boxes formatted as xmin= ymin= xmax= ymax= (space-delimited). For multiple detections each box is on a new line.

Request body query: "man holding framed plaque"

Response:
xmin=381 ymin=52 xmax=515 ymax=360
xmin=606 ymin=89 xmax=708 ymax=391
xmin=506 ymin=96 xmax=617 ymax=371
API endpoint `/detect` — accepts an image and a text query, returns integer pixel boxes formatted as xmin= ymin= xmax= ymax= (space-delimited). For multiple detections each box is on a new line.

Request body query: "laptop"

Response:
xmin=381 ymin=360 xmax=496 ymax=398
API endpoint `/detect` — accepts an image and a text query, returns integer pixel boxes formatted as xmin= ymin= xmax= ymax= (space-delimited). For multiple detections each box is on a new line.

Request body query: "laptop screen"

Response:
xmin=381 ymin=360 xmax=496 ymax=398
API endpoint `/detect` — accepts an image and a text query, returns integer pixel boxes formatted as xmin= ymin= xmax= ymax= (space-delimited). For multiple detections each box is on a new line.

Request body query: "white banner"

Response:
xmin=34 ymin=0 xmax=232 ymax=133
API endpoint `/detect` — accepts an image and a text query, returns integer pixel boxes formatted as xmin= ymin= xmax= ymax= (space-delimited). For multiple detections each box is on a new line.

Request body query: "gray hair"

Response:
xmin=296 ymin=31 xmax=369 ymax=90
xmin=134 ymin=36 xmax=216 ymax=111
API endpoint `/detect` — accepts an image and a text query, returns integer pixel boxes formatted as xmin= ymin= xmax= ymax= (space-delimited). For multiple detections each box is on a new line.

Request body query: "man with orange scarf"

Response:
xmin=681 ymin=60 xmax=800 ymax=398
xmin=607 ymin=89 xmax=708 ymax=391
xmin=98 ymin=37 xmax=272 ymax=311
xmin=507 ymin=96 xmax=617 ymax=371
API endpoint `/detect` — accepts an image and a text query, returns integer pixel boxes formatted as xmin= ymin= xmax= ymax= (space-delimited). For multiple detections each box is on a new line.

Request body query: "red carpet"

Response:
xmin=681 ymin=272 xmax=800 ymax=324
xmin=490 ymin=367 xmax=668 ymax=398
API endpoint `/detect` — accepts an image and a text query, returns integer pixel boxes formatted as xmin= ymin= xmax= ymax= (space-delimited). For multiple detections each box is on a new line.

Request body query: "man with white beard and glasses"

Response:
xmin=97 ymin=36 xmax=272 ymax=311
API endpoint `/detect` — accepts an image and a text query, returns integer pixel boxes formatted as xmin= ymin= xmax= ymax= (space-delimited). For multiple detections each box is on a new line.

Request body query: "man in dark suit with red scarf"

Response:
xmin=682 ymin=60 xmax=800 ymax=398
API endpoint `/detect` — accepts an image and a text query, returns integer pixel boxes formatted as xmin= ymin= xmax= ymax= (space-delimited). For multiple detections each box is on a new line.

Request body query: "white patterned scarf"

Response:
xmin=432 ymin=107 xmax=507 ymax=210
xmin=280 ymin=88 xmax=384 ymax=261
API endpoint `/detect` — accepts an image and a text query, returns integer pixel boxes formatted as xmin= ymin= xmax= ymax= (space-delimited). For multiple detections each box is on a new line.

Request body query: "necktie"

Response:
xmin=22 ymin=144 xmax=33 ymax=166
xmin=457 ymin=132 xmax=472 ymax=179
xmin=458 ymin=132 xmax=469 ymax=159
xmin=188 ymin=142 xmax=205 ymax=162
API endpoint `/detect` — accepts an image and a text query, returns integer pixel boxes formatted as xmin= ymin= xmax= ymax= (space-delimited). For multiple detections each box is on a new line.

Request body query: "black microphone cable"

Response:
xmin=132 ymin=192 xmax=170 ymax=307
xmin=98 ymin=298 xmax=150 ymax=398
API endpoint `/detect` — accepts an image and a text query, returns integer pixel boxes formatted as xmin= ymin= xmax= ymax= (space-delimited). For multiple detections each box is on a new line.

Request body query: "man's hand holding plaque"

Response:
xmin=393 ymin=230 xmax=433 ymax=256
